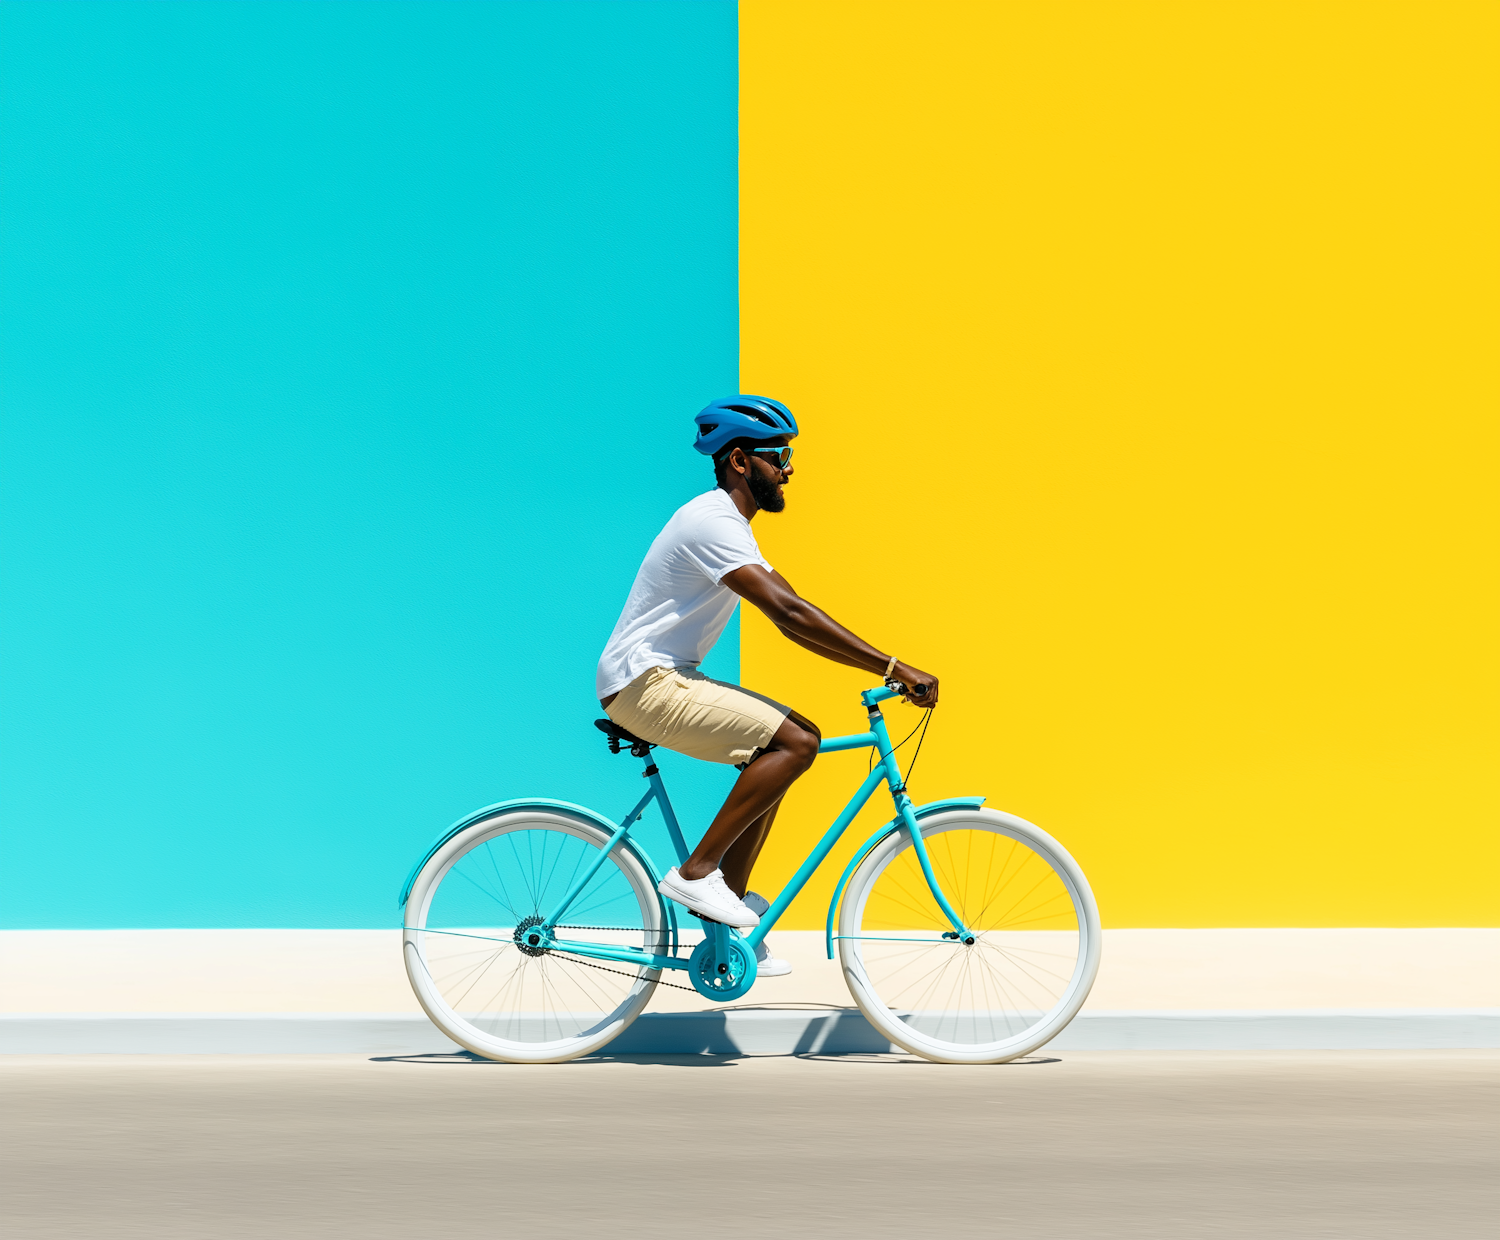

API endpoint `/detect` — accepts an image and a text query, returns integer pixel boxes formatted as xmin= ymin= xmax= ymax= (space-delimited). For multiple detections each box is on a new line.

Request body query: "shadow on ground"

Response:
xmin=369 ymin=1050 xmax=1062 ymax=1067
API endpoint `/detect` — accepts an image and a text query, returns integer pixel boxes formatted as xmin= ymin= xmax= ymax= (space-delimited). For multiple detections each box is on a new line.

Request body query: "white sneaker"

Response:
xmin=743 ymin=892 xmax=792 ymax=977
xmin=658 ymin=868 xmax=760 ymax=929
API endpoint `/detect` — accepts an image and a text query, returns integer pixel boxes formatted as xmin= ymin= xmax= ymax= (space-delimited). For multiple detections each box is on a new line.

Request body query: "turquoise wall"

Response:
xmin=0 ymin=0 xmax=740 ymax=927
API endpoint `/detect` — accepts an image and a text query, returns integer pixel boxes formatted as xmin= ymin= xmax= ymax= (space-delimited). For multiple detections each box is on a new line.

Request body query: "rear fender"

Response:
xmin=398 ymin=797 xmax=675 ymax=949
xmin=823 ymin=797 xmax=986 ymax=959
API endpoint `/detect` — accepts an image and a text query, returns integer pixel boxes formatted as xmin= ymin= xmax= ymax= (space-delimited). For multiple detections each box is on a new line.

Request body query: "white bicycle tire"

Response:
xmin=839 ymin=808 xmax=1101 ymax=1064
xmin=403 ymin=809 xmax=664 ymax=1064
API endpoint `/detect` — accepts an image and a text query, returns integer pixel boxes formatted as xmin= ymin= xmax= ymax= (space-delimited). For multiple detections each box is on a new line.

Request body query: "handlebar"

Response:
xmin=864 ymin=679 xmax=932 ymax=707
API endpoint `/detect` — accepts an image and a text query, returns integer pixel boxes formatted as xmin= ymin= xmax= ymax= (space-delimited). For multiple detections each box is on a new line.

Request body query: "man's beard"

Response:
xmin=749 ymin=467 xmax=786 ymax=513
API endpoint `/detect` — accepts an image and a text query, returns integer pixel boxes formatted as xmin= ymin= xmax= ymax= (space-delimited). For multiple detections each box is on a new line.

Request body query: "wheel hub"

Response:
xmin=513 ymin=914 xmax=550 ymax=957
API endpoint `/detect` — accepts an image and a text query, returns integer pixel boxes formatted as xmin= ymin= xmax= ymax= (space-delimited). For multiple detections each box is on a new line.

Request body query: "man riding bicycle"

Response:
xmin=596 ymin=396 xmax=939 ymax=975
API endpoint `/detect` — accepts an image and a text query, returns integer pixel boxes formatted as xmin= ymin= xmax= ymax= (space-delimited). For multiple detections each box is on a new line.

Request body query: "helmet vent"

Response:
xmin=692 ymin=395 xmax=797 ymax=458
xmin=724 ymin=405 xmax=779 ymax=428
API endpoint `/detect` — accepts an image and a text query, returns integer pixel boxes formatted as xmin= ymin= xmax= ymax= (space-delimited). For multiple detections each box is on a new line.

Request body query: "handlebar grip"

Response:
xmin=910 ymin=683 xmax=929 ymax=698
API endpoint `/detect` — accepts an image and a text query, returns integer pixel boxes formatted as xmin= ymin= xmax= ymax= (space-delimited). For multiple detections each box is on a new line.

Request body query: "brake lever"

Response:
xmin=884 ymin=676 xmax=929 ymax=702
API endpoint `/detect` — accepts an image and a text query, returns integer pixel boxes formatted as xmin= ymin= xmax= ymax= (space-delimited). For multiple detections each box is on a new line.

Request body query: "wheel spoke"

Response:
xmin=410 ymin=819 xmax=660 ymax=1056
xmin=844 ymin=822 xmax=1095 ymax=1058
xmin=447 ymin=861 xmax=521 ymax=922
xmin=411 ymin=926 xmax=516 ymax=947
xmin=481 ymin=839 xmax=524 ymax=920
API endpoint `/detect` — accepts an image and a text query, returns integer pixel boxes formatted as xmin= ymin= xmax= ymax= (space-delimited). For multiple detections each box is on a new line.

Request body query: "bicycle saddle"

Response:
xmin=594 ymin=718 xmax=655 ymax=756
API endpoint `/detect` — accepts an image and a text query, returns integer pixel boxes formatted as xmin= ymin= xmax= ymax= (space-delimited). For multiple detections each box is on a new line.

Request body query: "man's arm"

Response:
xmin=774 ymin=621 xmax=870 ymax=670
xmin=721 ymin=565 xmax=939 ymax=706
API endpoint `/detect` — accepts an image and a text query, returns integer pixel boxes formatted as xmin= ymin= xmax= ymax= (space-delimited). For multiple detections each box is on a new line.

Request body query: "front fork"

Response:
xmin=895 ymin=796 xmax=975 ymax=943
xmin=868 ymin=704 xmax=973 ymax=941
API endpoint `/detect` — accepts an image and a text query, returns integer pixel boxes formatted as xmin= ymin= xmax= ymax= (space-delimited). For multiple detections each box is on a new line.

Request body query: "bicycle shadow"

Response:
xmin=791 ymin=1053 xmax=1061 ymax=1066
xmin=369 ymin=1050 xmax=743 ymax=1067
xmin=370 ymin=1003 xmax=1065 ymax=1067
xmin=370 ymin=1048 xmax=1062 ymax=1068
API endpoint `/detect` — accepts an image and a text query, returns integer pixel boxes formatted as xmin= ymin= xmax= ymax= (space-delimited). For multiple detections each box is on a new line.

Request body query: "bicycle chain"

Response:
xmin=557 ymin=952 xmax=699 ymax=992
xmin=549 ymin=925 xmax=703 ymax=993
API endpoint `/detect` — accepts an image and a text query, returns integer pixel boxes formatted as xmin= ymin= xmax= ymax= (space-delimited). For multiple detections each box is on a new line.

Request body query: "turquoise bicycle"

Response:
xmin=400 ymin=682 xmax=1101 ymax=1064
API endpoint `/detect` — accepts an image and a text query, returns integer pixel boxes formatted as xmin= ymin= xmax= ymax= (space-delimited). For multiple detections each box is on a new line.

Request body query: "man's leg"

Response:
xmin=720 ymin=795 xmax=783 ymax=899
xmin=679 ymin=711 xmax=819 ymax=883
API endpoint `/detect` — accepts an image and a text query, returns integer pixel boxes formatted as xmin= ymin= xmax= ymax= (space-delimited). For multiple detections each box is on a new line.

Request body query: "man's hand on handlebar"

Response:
xmin=888 ymin=661 xmax=939 ymax=708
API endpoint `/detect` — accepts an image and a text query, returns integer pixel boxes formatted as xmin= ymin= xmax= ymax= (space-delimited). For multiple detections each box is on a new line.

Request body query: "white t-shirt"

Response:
xmin=596 ymin=488 xmax=772 ymax=699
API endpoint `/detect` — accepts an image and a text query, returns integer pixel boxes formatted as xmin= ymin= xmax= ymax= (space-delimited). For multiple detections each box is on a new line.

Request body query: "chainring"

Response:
xmin=687 ymin=935 xmax=758 ymax=1001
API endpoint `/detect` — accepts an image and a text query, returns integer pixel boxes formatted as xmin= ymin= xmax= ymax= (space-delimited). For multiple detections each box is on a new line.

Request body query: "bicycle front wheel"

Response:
xmin=403 ymin=809 xmax=666 ymax=1063
xmin=838 ymin=808 xmax=1100 ymax=1064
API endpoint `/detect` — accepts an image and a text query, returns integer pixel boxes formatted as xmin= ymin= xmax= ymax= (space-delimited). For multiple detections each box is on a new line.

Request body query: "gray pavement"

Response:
xmin=2 ymin=1050 xmax=1496 ymax=1239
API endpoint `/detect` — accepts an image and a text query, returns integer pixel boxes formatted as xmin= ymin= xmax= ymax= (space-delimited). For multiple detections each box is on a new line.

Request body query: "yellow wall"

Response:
xmin=739 ymin=1 xmax=1499 ymax=928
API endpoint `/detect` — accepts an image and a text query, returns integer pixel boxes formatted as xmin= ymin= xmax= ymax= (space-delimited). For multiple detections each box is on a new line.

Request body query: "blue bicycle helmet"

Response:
xmin=693 ymin=395 xmax=798 ymax=457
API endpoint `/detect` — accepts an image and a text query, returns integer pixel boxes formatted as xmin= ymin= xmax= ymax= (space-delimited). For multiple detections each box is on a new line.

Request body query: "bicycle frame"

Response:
xmin=540 ymin=684 xmax=974 ymax=978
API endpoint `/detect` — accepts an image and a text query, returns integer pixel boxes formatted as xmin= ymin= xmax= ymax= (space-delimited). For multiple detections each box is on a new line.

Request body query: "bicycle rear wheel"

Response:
xmin=403 ymin=809 xmax=666 ymax=1063
xmin=838 ymin=808 xmax=1100 ymax=1064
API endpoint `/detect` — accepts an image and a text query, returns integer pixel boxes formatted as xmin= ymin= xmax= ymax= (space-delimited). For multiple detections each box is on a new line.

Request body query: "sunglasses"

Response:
xmin=749 ymin=445 xmax=794 ymax=470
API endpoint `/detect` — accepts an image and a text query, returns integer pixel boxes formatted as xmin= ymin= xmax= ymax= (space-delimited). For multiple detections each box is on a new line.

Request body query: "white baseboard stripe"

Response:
xmin=3 ymin=1008 xmax=1497 ymax=1055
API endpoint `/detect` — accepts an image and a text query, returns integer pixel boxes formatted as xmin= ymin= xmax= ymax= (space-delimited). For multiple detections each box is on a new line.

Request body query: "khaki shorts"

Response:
xmin=605 ymin=666 xmax=790 ymax=766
